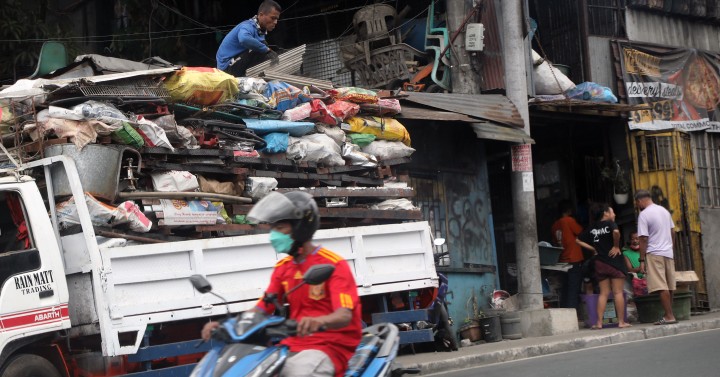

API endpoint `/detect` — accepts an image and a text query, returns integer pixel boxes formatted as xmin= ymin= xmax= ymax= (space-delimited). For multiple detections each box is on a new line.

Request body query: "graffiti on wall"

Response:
xmin=443 ymin=173 xmax=493 ymax=266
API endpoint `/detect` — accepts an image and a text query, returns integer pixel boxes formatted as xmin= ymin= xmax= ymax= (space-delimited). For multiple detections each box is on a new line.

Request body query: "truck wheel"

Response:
xmin=436 ymin=305 xmax=459 ymax=351
xmin=1 ymin=354 xmax=61 ymax=377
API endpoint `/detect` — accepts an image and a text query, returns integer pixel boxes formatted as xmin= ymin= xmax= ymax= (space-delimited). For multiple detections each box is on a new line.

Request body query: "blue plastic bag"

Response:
xmin=565 ymin=82 xmax=618 ymax=103
xmin=263 ymin=132 xmax=289 ymax=154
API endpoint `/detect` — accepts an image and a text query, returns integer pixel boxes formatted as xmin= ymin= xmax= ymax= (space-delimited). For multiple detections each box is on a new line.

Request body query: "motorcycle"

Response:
xmin=189 ymin=264 xmax=419 ymax=377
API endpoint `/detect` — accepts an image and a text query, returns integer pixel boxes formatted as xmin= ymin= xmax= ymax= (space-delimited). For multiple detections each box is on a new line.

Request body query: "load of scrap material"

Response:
xmin=0 ymin=54 xmax=419 ymax=241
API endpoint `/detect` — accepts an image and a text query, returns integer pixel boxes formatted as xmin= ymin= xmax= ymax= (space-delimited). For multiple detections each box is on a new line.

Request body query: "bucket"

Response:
xmin=500 ymin=311 xmax=523 ymax=340
xmin=580 ymin=293 xmax=628 ymax=328
xmin=634 ymin=291 xmax=692 ymax=323
xmin=478 ymin=315 xmax=502 ymax=343
xmin=44 ymin=144 xmax=141 ymax=201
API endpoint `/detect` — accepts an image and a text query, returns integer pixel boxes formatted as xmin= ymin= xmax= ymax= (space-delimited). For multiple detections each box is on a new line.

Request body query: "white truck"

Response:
xmin=0 ymin=153 xmax=437 ymax=377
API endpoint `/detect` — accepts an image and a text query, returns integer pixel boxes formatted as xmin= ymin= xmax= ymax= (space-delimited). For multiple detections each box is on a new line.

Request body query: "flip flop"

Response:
xmin=654 ymin=318 xmax=678 ymax=325
xmin=590 ymin=325 xmax=602 ymax=330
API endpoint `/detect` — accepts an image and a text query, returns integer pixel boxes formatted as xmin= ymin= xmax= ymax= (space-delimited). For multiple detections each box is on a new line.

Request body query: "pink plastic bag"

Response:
xmin=327 ymin=101 xmax=360 ymax=120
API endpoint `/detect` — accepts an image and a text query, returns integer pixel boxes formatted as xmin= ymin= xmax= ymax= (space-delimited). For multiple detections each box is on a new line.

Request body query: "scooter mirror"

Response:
xmin=190 ymin=274 xmax=212 ymax=293
xmin=303 ymin=264 xmax=335 ymax=285
xmin=433 ymin=238 xmax=446 ymax=246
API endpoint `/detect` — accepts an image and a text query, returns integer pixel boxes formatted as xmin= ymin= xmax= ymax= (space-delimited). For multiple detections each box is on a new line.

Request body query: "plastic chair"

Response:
xmin=28 ymin=41 xmax=68 ymax=79
xmin=353 ymin=4 xmax=400 ymax=65
xmin=424 ymin=1 xmax=451 ymax=91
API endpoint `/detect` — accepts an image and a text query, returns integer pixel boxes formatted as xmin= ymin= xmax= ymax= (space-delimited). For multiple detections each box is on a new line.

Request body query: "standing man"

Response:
xmin=635 ymin=189 xmax=677 ymax=325
xmin=216 ymin=0 xmax=281 ymax=77
xmin=551 ymin=200 xmax=584 ymax=309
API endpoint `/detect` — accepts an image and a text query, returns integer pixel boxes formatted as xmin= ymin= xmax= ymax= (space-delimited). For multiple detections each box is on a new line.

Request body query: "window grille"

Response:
xmin=691 ymin=132 xmax=720 ymax=208
xmin=588 ymin=0 xmax=627 ymax=37
xmin=636 ymin=135 xmax=673 ymax=172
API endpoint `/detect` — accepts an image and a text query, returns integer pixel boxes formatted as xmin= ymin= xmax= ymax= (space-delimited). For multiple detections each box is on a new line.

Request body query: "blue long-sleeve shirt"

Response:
xmin=216 ymin=18 xmax=269 ymax=71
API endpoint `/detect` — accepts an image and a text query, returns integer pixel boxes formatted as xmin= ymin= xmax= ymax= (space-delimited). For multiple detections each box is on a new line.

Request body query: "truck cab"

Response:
xmin=0 ymin=174 xmax=70 ymax=375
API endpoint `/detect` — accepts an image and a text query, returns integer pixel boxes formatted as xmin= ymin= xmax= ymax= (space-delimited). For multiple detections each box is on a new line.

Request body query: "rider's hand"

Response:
xmin=201 ymin=321 xmax=220 ymax=341
xmin=297 ymin=316 xmax=326 ymax=337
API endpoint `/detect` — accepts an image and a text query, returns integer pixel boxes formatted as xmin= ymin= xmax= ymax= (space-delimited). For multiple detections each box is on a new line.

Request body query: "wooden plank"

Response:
xmin=274 ymin=187 xmax=414 ymax=198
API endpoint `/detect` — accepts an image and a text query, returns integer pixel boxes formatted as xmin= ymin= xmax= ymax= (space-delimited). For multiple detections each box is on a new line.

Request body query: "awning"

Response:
xmin=402 ymin=92 xmax=524 ymax=128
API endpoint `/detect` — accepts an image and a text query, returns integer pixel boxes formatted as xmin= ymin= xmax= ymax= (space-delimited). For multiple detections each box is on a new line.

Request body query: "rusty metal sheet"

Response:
xmin=275 ymin=187 xmax=415 ymax=198
xmin=402 ymin=92 xmax=523 ymax=128
xmin=398 ymin=104 xmax=482 ymax=122
xmin=478 ymin=0 xmax=506 ymax=91
xmin=470 ymin=123 xmax=534 ymax=144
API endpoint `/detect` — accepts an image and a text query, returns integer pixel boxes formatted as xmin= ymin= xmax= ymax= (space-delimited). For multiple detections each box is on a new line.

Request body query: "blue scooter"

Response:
xmin=189 ymin=264 xmax=419 ymax=377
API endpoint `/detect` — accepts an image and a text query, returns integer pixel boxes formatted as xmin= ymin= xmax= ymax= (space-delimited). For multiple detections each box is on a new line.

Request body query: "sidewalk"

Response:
xmin=396 ymin=310 xmax=720 ymax=375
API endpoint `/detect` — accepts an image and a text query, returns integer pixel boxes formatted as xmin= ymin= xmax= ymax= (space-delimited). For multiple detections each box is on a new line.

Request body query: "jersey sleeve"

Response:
xmin=328 ymin=260 xmax=359 ymax=311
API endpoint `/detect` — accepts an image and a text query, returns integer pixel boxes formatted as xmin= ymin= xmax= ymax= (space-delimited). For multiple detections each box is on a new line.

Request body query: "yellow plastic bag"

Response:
xmin=163 ymin=67 xmax=239 ymax=106
xmin=344 ymin=117 xmax=411 ymax=146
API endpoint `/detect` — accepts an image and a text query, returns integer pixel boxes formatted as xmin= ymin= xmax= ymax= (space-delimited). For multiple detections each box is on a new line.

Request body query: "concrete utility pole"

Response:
xmin=446 ymin=0 xmax=482 ymax=94
xmin=500 ymin=0 xmax=543 ymax=310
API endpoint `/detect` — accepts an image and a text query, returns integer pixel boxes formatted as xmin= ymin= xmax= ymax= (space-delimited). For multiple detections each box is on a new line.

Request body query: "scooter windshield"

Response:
xmin=235 ymin=311 xmax=267 ymax=335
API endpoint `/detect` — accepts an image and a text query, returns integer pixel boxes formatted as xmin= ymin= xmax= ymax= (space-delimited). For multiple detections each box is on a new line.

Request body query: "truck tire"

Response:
xmin=1 ymin=354 xmax=61 ymax=377
xmin=436 ymin=305 xmax=458 ymax=351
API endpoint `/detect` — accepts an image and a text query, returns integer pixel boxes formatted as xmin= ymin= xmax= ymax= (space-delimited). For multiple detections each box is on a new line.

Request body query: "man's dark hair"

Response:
xmin=259 ymin=0 xmax=282 ymax=14
xmin=589 ymin=202 xmax=610 ymax=223
xmin=557 ymin=199 xmax=574 ymax=217
xmin=634 ymin=189 xmax=651 ymax=200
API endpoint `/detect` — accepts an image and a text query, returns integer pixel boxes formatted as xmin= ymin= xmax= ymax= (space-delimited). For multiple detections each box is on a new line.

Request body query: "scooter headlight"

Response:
xmin=247 ymin=349 xmax=283 ymax=377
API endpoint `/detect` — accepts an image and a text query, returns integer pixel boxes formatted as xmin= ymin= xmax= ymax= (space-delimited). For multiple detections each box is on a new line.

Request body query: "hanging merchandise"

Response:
xmin=164 ymin=67 xmax=240 ymax=105
xmin=344 ymin=117 xmax=411 ymax=146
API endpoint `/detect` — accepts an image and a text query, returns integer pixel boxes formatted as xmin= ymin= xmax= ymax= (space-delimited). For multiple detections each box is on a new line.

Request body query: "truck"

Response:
xmin=0 ymin=152 xmax=438 ymax=376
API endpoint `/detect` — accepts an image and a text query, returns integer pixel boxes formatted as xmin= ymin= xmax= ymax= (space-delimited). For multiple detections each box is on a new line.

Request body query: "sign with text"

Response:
xmin=511 ymin=144 xmax=532 ymax=172
xmin=616 ymin=41 xmax=720 ymax=132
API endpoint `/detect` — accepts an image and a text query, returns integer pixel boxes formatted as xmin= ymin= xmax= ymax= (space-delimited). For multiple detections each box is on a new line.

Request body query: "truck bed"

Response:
xmin=62 ymin=221 xmax=437 ymax=356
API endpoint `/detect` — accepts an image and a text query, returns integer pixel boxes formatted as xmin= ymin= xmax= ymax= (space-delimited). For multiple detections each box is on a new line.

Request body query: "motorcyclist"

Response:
xmin=200 ymin=191 xmax=362 ymax=377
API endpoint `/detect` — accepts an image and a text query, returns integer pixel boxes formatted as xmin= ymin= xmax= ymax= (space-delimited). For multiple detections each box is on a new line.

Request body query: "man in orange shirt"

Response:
xmin=551 ymin=200 xmax=585 ymax=309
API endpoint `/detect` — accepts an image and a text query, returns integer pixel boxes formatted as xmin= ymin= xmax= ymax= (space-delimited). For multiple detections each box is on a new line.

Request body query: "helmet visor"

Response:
xmin=247 ymin=192 xmax=303 ymax=224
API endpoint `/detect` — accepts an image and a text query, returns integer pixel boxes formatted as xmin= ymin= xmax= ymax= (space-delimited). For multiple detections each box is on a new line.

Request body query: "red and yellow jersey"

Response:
xmin=256 ymin=247 xmax=361 ymax=377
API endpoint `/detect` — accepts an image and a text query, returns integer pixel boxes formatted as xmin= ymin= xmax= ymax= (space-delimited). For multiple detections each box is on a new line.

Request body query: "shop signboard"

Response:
xmin=615 ymin=41 xmax=720 ymax=133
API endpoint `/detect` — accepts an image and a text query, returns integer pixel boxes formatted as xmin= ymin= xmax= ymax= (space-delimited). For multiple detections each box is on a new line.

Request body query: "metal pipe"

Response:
xmin=118 ymin=191 xmax=252 ymax=203
xmin=96 ymin=230 xmax=165 ymax=244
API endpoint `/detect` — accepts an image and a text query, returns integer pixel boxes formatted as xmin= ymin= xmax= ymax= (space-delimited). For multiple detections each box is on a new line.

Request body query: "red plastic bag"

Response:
xmin=632 ymin=277 xmax=648 ymax=297
xmin=327 ymin=100 xmax=360 ymax=120
xmin=309 ymin=99 xmax=340 ymax=126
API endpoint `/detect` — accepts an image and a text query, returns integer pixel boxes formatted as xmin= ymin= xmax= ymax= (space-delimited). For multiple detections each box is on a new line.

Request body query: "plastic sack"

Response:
xmin=264 ymin=81 xmax=311 ymax=112
xmin=112 ymin=121 xmax=145 ymax=149
xmin=25 ymin=118 xmax=120 ymax=150
xmin=565 ymin=82 xmax=618 ymax=103
xmin=71 ymin=100 xmax=128 ymax=123
xmin=153 ymin=114 xmax=197 ymax=149
xmin=370 ymin=198 xmax=417 ymax=210
xmin=134 ymin=116 xmax=175 ymax=151
xmin=47 ymin=105 xmax=85 ymax=121
xmin=262 ymin=132 xmax=289 ymax=153
xmin=316 ymin=124 xmax=345 ymax=146
xmin=163 ymin=67 xmax=239 ymax=106
xmin=281 ymin=102 xmax=312 ymax=122
xmin=56 ymin=193 xmax=152 ymax=232
xmin=151 ymin=171 xmax=199 ymax=192
xmin=287 ymin=134 xmax=345 ymax=166
xmin=327 ymin=100 xmax=360 ymax=120
xmin=309 ymin=99 xmax=340 ymax=126
xmin=329 ymin=87 xmax=378 ymax=104
xmin=237 ymin=77 xmax=268 ymax=94
xmin=245 ymin=177 xmax=278 ymax=200
xmin=359 ymin=98 xmax=402 ymax=116
xmin=362 ymin=140 xmax=415 ymax=160
xmin=344 ymin=117 xmax=411 ymax=146
xmin=532 ymin=50 xmax=575 ymax=95
xmin=199 ymin=175 xmax=237 ymax=195
xmin=243 ymin=118 xmax=315 ymax=137
xmin=347 ymin=133 xmax=376 ymax=147
xmin=342 ymin=143 xmax=378 ymax=167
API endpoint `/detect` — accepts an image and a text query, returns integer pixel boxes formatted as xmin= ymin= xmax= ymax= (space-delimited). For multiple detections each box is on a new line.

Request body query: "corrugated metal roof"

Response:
xmin=471 ymin=122 xmax=534 ymax=144
xmin=626 ymin=9 xmax=720 ymax=51
xmin=478 ymin=0 xmax=506 ymax=91
xmin=403 ymin=92 xmax=524 ymax=128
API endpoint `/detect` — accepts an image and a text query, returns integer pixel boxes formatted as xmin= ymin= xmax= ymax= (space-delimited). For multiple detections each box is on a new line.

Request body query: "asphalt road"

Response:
xmin=425 ymin=328 xmax=720 ymax=377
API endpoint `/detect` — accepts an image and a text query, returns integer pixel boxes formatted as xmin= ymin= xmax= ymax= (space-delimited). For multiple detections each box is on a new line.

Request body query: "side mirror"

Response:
xmin=433 ymin=238 xmax=446 ymax=246
xmin=190 ymin=274 xmax=212 ymax=294
xmin=303 ymin=264 xmax=335 ymax=285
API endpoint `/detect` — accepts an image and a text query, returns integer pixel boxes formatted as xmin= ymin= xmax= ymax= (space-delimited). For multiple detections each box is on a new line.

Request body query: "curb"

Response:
xmin=404 ymin=317 xmax=720 ymax=375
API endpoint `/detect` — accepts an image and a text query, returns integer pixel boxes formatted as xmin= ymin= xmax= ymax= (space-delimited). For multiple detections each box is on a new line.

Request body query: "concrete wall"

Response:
xmin=699 ymin=209 xmax=720 ymax=308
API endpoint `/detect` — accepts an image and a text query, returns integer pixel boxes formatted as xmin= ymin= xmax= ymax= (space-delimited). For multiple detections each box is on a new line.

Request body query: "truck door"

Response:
xmin=0 ymin=183 xmax=70 ymax=344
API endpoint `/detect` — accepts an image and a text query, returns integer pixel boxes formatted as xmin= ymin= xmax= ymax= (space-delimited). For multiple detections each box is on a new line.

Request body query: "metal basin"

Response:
xmin=44 ymin=144 xmax=140 ymax=202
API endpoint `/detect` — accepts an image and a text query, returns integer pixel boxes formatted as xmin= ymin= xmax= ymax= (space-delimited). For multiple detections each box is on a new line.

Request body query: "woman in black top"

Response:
xmin=576 ymin=203 xmax=631 ymax=329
